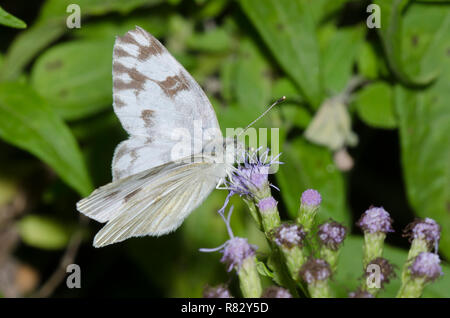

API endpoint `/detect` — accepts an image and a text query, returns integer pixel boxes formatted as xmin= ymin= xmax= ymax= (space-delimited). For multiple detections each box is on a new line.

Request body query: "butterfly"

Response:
xmin=76 ymin=26 xmax=242 ymax=247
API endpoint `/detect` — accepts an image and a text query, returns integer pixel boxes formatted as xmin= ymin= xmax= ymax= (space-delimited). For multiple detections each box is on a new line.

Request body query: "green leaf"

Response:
xmin=375 ymin=0 xmax=450 ymax=85
xmin=186 ymin=27 xmax=232 ymax=52
xmin=0 ymin=82 xmax=93 ymax=196
xmin=395 ymin=81 xmax=450 ymax=259
xmin=320 ymin=26 xmax=365 ymax=93
xmin=0 ymin=0 xmax=162 ymax=82
xmin=357 ymin=42 xmax=379 ymax=79
xmin=38 ymin=0 xmax=163 ymax=22
xmin=333 ymin=236 xmax=450 ymax=297
xmin=17 ymin=215 xmax=71 ymax=250
xmin=0 ymin=21 xmax=66 ymax=82
xmin=241 ymin=0 xmax=322 ymax=107
xmin=0 ymin=6 xmax=26 ymax=28
xmin=31 ymin=40 xmax=114 ymax=120
xmin=276 ymin=137 xmax=350 ymax=227
xmin=354 ymin=82 xmax=397 ymax=129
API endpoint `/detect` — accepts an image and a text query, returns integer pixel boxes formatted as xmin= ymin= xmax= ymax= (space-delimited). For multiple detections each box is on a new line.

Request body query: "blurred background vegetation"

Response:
xmin=0 ymin=0 xmax=449 ymax=297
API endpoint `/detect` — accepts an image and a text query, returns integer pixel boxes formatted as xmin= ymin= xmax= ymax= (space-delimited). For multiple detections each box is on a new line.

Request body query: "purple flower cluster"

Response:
xmin=257 ymin=197 xmax=278 ymax=212
xmin=318 ymin=220 xmax=347 ymax=250
xmin=203 ymin=285 xmax=233 ymax=298
xmin=200 ymin=206 xmax=257 ymax=272
xmin=357 ymin=206 xmax=394 ymax=234
xmin=299 ymin=258 xmax=331 ymax=284
xmin=348 ymin=289 xmax=375 ymax=298
xmin=404 ymin=218 xmax=441 ymax=250
xmin=261 ymin=286 xmax=292 ymax=298
xmin=409 ymin=252 xmax=443 ymax=282
xmin=272 ymin=223 xmax=306 ymax=248
xmin=301 ymin=189 xmax=322 ymax=207
xmin=219 ymin=237 xmax=256 ymax=272
xmin=227 ymin=149 xmax=280 ymax=197
xmin=365 ymin=257 xmax=396 ymax=288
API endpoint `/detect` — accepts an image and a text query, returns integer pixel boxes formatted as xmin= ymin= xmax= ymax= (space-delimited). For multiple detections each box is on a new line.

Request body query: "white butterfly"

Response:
xmin=76 ymin=26 xmax=242 ymax=247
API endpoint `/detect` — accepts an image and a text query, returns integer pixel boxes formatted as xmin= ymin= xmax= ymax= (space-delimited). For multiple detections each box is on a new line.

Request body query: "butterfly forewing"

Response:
xmin=112 ymin=26 xmax=221 ymax=180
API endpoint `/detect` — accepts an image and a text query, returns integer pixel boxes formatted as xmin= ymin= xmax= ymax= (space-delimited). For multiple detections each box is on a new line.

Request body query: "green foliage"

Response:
xmin=31 ymin=40 xmax=114 ymax=120
xmin=355 ymin=82 xmax=397 ymax=129
xmin=0 ymin=82 xmax=92 ymax=196
xmin=18 ymin=215 xmax=72 ymax=250
xmin=0 ymin=6 xmax=26 ymax=28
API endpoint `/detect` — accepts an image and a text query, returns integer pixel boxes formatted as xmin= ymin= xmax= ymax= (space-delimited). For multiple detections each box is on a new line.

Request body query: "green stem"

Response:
xmin=397 ymin=276 xmax=426 ymax=298
xmin=363 ymin=232 xmax=386 ymax=267
xmin=308 ymin=280 xmax=332 ymax=298
xmin=238 ymin=256 xmax=263 ymax=298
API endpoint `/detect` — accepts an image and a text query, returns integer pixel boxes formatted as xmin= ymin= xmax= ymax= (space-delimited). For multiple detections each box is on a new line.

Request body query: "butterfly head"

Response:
xmin=203 ymin=137 xmax=244 ymax=166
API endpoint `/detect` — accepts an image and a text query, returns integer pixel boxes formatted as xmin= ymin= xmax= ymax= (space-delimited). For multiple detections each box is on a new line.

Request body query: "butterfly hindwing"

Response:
xmin=84 ymin=158 xmax=223 ymax=247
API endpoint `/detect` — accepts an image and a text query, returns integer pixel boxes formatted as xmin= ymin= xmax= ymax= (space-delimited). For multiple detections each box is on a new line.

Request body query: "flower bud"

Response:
xmin=299 ymin=258 xmax=331 ymax=284
xmin=404 ymin=218 xmax=440 ymax=252
xmin=409 ymin=252 xmax=443 ymax=282
xmin=272 ymin=223 xmax=306 ymax=249
xmin=297 ymin=189 xmax=322 ymax=231
xmin=261 ymin=286 xmax=292 ymax=298
xmin=221 ymin=237 xmax=256 ymax=272
xmin=357 ymin=206 xmax=394 ymax=234
xmin=365 ymin=257 xmax=396 ymax=289
xmin=203 ymin=285 xmax=233 ymax=298
xmin=299 ymin=258 xmax=332 ymax=298
xmin=318 ymin=220 xmax=347 ymax=251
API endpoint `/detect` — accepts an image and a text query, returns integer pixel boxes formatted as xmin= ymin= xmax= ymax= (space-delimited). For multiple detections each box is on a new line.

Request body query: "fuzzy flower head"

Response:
xmin=200 ymin=206 xmax=257 ymax=273
xmin=409 ymin=252 xmax=443 ymax=282
xmin=261 ymin=286 xmax=292 ymax=298
xmin=301 ymin=189 xmax=322 ymax=207
xmin=299 ymin=258 xmax=332 ymax=284
xmin=365 ymin=257 xmax=396 ymax=288
xmin=271 ymin=223 xmax=306 ymax=249
xmin=203 ymin=285 xmax=233 ymax=298
xmin=226 ymin=148 xmax=281 ymax=198
xmin=318 ymin=220 xmax=347 ymax=250
xmin=357 ymin=206 xmax=394 ymax=234
xmin=257 ymin=197 xmax=278 ymax=213
xmin=404 ymin=218 xmax=441 ymax=251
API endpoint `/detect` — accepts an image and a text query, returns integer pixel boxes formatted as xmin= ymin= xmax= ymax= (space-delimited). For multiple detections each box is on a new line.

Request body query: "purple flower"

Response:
xmin=261 ymin=286 xmax=292 ymax=298
xmin=299 ymin=258 xmax=331 ymax=284
xmin=409 ymin=252 xmax=443 ymax=282
xmin=365 ymin=257 xmax=396 ymax=288
xmin=203 ymin=285 xmax=233 ymax=298
xmin=301 ymin=189 xmax=322 ymax=207
xmin=257 ymin=197 xmax=277 ymax=212
xmin=219 ymin=237 xmax=256 ymax=272
xmin=318 ymin=220 xmax=347 ymax=250
xmin=200 ymin=206 xmax=257 ymax=272
xmin=403 ymin=218 xmax=441 ymax=251
xmin=272 ymin=223 xmax=306 ymax=248
xmin=348 ymin=289 xmax=374 ymax=298
xmin=218 ymin=149 xmax=281 ymax=214
xmin=226 ymin=149 xmax=280 ymax=197
xmin=357 ymin=206 xmax=394 ymax=234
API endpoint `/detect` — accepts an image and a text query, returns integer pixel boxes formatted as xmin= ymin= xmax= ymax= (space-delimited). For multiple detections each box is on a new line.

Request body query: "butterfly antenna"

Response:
xmin=238 ymin=96 xmax=286 ymax=137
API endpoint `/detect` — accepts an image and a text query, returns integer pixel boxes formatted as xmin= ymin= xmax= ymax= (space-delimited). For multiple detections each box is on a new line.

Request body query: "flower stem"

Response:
xmin=363 ymin=232 xmax=385 ymax=267
xmin=308 ymin=280 xmax=332 ymax=298
xmin=238 ymin=256 xmax=263 ymax=298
